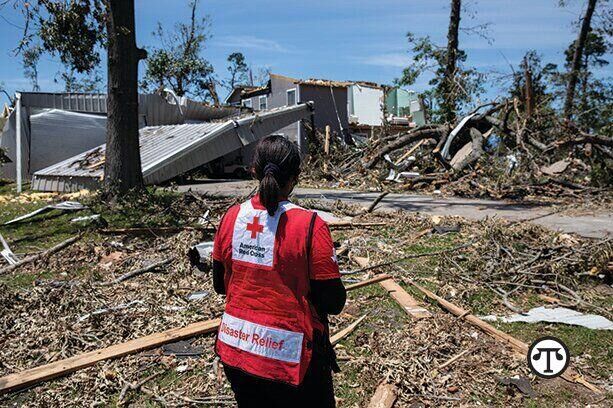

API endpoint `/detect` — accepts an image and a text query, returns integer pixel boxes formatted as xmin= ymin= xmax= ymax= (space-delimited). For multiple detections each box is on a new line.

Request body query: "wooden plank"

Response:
xmin=351 ymin=256 xmax=431 ymax=319
xmin=379 ymin=279 xmax=432 ymax=319
xmin=330 ymin=315 xmax=367 ymax=345
xmin=367 ymin=382 xmax=398 ymax=408
xmin=0 ymin=318 xmax=221 ymax=395
xmin=345 ymin=274 xmax=391 ymax=291
xmin=395 ymin=138 xmax=425 ymax=165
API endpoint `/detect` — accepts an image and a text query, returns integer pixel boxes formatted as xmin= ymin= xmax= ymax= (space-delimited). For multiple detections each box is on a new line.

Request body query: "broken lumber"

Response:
xmin=406 ymin=279 xmax=602 ymax=394
xmin=330 ymin=315 xmax=367 ymax=345
xmin=0 ymin=235 xmax=82 ymax=275
xmin=0 ymin=318 xmax=221 ymax=395
xmin=351 ymin=257 xmax=432 ymax=319
xmin=395 ymin=139 xmax=425 ymax=165
xmin=367 ymin=382 xmax=398 ymax=408
xmin=379 ymin=279 xmax=433 ymax=319
xmin=345 ymin=274 xmax=391 ymax=290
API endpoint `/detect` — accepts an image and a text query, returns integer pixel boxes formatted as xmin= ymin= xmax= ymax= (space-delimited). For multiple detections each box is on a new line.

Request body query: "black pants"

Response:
xmin=223 ymin=355 xmax=335 ymax=408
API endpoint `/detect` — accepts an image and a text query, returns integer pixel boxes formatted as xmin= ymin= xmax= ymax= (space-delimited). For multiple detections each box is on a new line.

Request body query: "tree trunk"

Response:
xmin=208 ymin=80 xmax=221 ymax=105
xmin=524 ymin=56 xmax=534 ymax=118
xmin=442 ymin=0 xmax=461 ymax=123
xmin=563 ymin=0 xmax=597 ymax=120
xmin=104 ymin=0 xmax=148 ymax=197
xmin=104 ymin=0 xmax=147 ymax=197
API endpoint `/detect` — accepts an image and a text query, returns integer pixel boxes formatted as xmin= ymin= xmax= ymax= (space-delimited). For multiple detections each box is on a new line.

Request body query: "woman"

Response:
xmin=212 ymin=135 xmax=346 ymax=408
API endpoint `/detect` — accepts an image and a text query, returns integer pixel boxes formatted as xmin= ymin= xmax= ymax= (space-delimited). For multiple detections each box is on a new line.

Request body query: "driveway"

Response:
xmin=177 ymin=180 xmax=612 ymax=239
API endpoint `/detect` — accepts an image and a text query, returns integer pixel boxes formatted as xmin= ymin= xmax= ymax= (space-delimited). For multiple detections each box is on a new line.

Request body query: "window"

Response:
xmin=259 ymin=96 xmax=268 ymax=111
xmin=242 ymin=99 xmax=252 ymax=108
xmin=286 ymin=89 xmax=296 ymax=106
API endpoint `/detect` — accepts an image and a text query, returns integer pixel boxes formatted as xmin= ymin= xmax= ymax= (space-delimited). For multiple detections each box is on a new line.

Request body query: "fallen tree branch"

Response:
xmin=100 ymin=259 xmax=173 ymax=286
xmin=363 ymin=192 xmax=389 ymax=214
xmin=365 ymin=126 xmax=449 ymax=169
xmin=0 ymin=235 xmax=82 ymax=275
xmin=344 ymin=242 xmax=473 ymax=275
xmin=543 ymin=134 xmax=613 ymax=154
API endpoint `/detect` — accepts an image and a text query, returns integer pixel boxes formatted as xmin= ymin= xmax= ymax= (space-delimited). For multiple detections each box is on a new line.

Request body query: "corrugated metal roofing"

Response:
xmin=31 ymin=102 xmax=313 ymax=192
xmin=17 ymin=92 xmax=239 ymax=125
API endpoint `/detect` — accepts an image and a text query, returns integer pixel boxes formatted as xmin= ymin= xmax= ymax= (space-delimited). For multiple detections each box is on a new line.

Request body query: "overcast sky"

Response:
xmin=0 ymin=0 xmax=610 ymax=103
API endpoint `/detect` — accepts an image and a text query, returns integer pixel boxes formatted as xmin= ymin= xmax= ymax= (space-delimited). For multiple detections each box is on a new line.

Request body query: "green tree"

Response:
xmin=7 ymin=0 xmax=147 ymax=196
xmin=141 ymin=0 xmax=219 ymax=104
xmin=22 ymin=46 xmax=42 ymax=91
xmin=398 ymin=34 xmax=484 ymax=124
xmin=398 ymin=0 xmax=485 ymax=123
xmin=563 ymin=31 xmax=611 ymax=131
xmin=224 ymin=52 xmax=248 ymax=91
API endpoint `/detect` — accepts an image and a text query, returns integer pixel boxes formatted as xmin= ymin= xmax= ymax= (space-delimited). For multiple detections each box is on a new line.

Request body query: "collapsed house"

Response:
xmin=0 ymin=91 xmax=240 ymax=190
xmin=226 ymin=73 xmax=426 ymax=150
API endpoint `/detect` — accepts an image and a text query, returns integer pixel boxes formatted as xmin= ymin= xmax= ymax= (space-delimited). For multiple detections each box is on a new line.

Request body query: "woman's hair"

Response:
xmin=252 ymin=135 xmax=301 ymax=216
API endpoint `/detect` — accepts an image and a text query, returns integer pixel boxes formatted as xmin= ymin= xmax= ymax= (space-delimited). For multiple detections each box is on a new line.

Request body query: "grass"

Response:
xmin=0 ymin=185 xmax=188 ymax=289
xmin=495 ymin=321 xmax=613 ymax=380
xmin=334 ymin=283 xmax=406 ymax=406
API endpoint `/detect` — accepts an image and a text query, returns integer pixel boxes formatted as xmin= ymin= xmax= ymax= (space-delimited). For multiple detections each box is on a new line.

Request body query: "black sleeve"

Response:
xmin=310 ymin=278 xmax=346 ymax=316
xmin=212 ymin=260 xmax=226 ymax=295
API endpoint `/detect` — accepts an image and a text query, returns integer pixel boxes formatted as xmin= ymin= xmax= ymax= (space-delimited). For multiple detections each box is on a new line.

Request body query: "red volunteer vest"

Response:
xmin=214 ymin=197 xmax=324 ymax=386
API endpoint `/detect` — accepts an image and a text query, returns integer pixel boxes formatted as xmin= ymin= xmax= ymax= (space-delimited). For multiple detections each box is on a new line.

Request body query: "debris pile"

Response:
xmin=0 ymin=191 xmax=610 ymax=406
xmin=302 ymin=101 xmax=612 ymax=202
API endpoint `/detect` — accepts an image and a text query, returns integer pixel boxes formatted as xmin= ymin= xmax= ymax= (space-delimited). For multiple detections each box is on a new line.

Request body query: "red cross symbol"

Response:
xmin=246 ymin=216 xmax=264 ymax=239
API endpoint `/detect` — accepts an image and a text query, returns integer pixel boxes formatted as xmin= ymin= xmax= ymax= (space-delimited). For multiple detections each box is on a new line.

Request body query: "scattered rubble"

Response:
xmin=302 ymin=101 xmax=612 ymax=204
xmin=0 ymin=191 xmax=610 ymax=406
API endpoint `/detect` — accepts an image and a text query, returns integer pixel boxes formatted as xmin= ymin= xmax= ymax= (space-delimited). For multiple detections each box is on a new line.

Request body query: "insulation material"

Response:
xmin=482 ymin=306 xmax=613 ymax=330
xmin=30 ymin=109 xmax=107 ymax=174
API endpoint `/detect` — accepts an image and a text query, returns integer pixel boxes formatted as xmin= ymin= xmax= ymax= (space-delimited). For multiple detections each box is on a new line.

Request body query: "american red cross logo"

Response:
xmin=246 ymin=216 xmax=264 ymax=239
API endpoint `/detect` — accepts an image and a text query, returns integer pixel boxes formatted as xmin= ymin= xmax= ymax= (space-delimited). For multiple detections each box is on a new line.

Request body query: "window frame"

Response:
xmin=286 ymin=88 xmax=297 ymax=106
xmin=259 ymin=95 xmax=268 ymax=111
xmin=242 ymin=99 xmax=252 ymax=108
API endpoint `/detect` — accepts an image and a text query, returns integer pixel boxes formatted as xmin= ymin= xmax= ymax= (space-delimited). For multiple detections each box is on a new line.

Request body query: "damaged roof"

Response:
xmin=31 ymin=103 xmax=314 ymax=192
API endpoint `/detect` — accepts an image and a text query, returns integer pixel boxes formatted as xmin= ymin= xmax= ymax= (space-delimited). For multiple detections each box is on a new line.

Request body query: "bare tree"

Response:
xmin=563 ymin=0 xmax=598 ymax=119
xmin=442 ymin=0 xmax=462 ymax=123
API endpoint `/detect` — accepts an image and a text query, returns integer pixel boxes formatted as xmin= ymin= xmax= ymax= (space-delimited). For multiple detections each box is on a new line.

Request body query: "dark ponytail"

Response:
xmin=253 ymin=135 xmax=301 ymax=215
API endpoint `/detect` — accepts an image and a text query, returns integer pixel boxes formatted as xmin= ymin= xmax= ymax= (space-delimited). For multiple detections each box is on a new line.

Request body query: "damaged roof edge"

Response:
xmin=31 ymin=102 xmax=314 ymax=192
